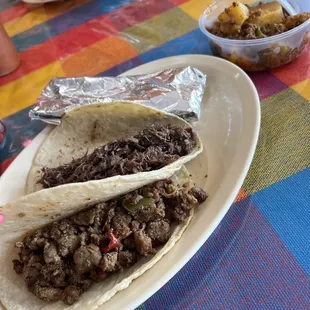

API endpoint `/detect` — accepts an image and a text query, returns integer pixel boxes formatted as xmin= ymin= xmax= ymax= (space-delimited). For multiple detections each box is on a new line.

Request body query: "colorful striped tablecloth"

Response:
xmin=0 ymin=0 xmax=309 ymax=309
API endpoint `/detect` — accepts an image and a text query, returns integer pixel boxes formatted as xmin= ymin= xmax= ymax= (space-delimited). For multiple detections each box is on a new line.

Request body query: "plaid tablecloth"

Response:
xmin=0 ymin=0 xmax=309 ymax=309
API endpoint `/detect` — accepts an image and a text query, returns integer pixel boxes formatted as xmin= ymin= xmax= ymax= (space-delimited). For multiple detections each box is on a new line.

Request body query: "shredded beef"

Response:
xmin=38 ymin=125 xmax=197 ymax=188
xmin=32 ymin=285 xmax=63 ymax=302
xmin=43 ymin=242 xmax=61 ymax=264
xmin=13 ymin=180 xmax=207 ymax=305
xmin=13 ymin=259 xmax=24 ymax=274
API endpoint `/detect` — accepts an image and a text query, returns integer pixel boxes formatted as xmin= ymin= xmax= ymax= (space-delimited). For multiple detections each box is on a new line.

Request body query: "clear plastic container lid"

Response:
xmin=199 ymin=0 xmax=310 ymax=71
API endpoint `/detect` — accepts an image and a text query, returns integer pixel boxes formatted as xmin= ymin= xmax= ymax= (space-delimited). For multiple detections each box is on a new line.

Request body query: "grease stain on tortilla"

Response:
xmin=18 ymin=213 xmax=26 ymax=218
xmin=38 ymin=202 xmax=57 ymax=211
xmin=90 ymin=120 xmax=99 ymax=141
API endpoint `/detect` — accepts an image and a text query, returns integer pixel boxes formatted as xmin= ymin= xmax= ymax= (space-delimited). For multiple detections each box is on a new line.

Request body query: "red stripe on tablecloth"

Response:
xmin=0 ymin=155 xmax=16 ymax=175
xmin=0 ymin=0 xmax=173 ymax=87
xmin=0 ymin=14 xmax=115 ymax=87
xmin=0 ymin=3 xmax=37 ymax=24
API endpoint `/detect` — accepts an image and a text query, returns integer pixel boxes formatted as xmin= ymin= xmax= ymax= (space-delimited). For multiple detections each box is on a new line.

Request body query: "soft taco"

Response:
xmin=26 ymin=101 xmax=202 ymax=194
xmin=0 ymin=167 xmax=207 ymax=309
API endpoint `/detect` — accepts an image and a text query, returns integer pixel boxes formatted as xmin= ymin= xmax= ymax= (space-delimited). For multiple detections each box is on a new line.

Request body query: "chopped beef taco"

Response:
xmin=0 ymin=168 xmax=207 ymax=309
xmin=26 ymin=102 xmax=203 ymax=194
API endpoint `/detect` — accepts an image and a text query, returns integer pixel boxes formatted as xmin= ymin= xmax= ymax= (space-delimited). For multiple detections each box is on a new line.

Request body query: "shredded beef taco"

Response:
xmin=26 ymin=102 xmax=202 ymax=194
xmin=0 ymin=168 xmax=207 ymax=309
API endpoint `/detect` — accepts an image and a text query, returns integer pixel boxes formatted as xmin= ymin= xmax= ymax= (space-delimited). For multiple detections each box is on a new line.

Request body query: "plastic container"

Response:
xmin=199 ymin=0 xmax=310 ymax=71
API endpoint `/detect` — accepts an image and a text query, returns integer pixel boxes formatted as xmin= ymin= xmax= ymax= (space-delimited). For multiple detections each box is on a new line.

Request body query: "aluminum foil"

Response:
xmin=29 ymin=67 xmax=207 ymax=125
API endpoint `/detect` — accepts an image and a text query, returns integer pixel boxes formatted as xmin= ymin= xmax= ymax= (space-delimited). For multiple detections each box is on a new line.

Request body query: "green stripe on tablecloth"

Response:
xmin=122 ymin=7 xmax=197 ymax=54
xmin=243 ymin=88 xmax=310 ymax=195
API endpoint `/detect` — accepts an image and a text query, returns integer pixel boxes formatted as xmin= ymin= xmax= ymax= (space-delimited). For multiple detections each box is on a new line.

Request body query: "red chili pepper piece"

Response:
xmin=101 ymin=229 xmax=121 ymax=252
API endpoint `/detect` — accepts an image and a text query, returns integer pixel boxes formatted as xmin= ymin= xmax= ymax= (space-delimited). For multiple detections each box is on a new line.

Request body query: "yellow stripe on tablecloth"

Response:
xmin=4 ymin=7 xmax=47 ymax=37
xmin=291 ymin=79 xmax=310 ymax=102
xmin=180 ymin=0 xmax=261 ymax=21
xmin=0 ymin=61 xmax=65 ymax=119
xmin=179 ymin=0 xmax=213 ymax=20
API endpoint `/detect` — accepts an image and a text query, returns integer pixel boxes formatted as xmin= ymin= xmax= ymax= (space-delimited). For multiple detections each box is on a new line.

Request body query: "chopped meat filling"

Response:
xmin=13 ymin=180 xmax=207 ymax=305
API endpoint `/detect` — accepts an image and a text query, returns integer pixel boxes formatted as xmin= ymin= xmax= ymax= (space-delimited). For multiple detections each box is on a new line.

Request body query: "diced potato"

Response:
xmin=219 ymin=22 xmax=240 ymax=35
xmin=285 ymin=12 xmax=310 ymax=29
xmin=247 ymin=2 xmax=284 ymax=27
xmin=218 ymin=11 xmax=231 ymax=24
xmin=218 ymin=12 xmax=239 ymax=34
xmin=217 ymin=2 xmax=249 ymax=35
xmin=224 ymin=1 xmax=250 ymax=25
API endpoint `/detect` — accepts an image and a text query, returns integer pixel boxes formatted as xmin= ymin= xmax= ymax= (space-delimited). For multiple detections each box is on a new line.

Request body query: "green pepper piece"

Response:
xmin=166 ymin=184 xmax=175 ymax=194
xmin=280 ymin=46 xmax=289 ymax=56
xmin=123 ymin=197 xmax=155 ymax=213
xmin=255 ymin=28 xmax=264 ymax=38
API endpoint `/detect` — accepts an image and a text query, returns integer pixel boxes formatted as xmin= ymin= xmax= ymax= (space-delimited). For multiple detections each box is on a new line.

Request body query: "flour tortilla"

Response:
xmin=0 ymin=167 xmax=194 ymax=310
xmin=26 ymin=101 xmax=202 ymax=194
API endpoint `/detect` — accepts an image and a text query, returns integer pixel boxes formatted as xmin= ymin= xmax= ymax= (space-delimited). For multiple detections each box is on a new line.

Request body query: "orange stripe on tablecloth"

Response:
xmin=61 ymin=35 xmax=138 ymax=76
xmin=0 ymin=14 xmax=115 ymax=87
xmin=0 ymin=37 xmax=134 ymax=119
xmin=234 ymin=188 xmax=248 ymax=202
xmin=0 ymin=0 xmax=173 ymax=87
xmin=3 ymin=0 xmax=90 ymax=37
xmin=0 ymin=61 xmax=65 ymax=119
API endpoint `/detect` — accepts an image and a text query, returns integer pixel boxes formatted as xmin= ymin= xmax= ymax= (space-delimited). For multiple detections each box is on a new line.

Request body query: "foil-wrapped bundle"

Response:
xmin=29 ymin=67 xmax=207 ymax=125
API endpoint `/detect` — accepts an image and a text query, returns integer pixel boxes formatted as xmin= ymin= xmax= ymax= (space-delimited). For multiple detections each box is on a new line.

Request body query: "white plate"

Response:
xmin=0 ymin=55 xmax=260 ymax=310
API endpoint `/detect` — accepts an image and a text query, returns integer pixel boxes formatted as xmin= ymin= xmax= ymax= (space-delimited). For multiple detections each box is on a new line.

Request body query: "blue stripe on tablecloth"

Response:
xmin=0 ymin=0 xmax=19 ymax=11
xmin=0 ymin=106 xmax=46 ymax=166
xmin=144 ymin=197 xmax=310 ymax=309
xmin=98 ymin=28 xmax=212 ymax=77
xmin=251 ymin=168 xmax=310 ymax=276
xmin=140 ymin=28 xmax=212 ymax=63
xmin=11 ymin=0 xmax=133 ymax=52
xmin=97 ymin=55 xmax=144 ymax=77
